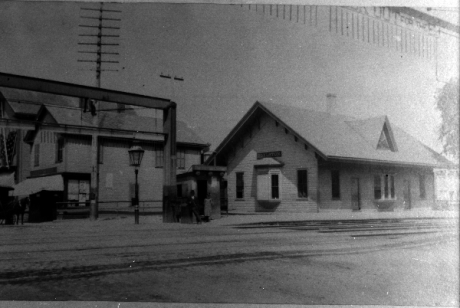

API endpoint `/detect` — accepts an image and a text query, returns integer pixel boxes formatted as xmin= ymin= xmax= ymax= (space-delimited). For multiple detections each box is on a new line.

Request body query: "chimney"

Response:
xmin=326 ymin=93 xmax=337 ymax=115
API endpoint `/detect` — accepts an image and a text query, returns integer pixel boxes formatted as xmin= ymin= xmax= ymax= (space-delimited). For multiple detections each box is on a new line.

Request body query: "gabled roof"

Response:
xmin=346 ymin=116 xmax=398 ymax=152
xmin=6 ymin=100 xmax=41 ymax=116
xmin=36 ymin=105 xmax=206 ymax=146
xmin=212 ymin=101 xmax=452 ymax=168
xmin=0 ymin=87 xmax=77 ymax=107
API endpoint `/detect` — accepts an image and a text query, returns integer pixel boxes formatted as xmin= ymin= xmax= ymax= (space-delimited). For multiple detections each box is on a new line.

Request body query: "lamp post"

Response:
xmin=128 ymin=144 xmax=144 ymax=224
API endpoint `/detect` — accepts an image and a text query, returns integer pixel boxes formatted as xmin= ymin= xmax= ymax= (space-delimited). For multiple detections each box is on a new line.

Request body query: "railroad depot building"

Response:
xmin=208 ymin=101 xmax=453 ymax=213
xmin=1 ymin=88 xmax=210 ymax=221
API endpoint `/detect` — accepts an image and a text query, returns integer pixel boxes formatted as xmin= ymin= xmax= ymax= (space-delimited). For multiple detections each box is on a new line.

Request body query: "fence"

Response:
xmin=56 ymin=199 xmax=164 ymax=219
xmin=56 ymin=197 xmax=229 ymax=219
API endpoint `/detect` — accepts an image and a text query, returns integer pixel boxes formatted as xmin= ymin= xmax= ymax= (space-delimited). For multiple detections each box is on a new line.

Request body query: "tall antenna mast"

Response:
xmin=78 ymin=2 xmax=121 ymax=88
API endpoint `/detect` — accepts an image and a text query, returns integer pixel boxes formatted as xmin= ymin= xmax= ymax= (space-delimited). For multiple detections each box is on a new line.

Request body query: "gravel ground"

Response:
xmin=0 ymin=210 xmax=458 ymax=307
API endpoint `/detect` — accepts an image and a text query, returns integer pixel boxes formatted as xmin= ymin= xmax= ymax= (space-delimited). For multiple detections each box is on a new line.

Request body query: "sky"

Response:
xmin=0 ymin=1 xmax=458 ymax=154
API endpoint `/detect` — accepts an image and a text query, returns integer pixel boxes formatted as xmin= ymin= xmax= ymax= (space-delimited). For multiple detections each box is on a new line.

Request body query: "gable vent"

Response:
xmin=377 ymin=122 xmax=397 ymax=152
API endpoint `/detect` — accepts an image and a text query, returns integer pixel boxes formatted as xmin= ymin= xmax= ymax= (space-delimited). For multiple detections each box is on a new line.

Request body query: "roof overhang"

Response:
xmin=11 ymin=174 xmax=64 ymax=196
xmin=192 ymin=165 xmax=227 ymax=173
xmin=390 ymin=7 xmax=459 ymax=34
xmin=177 ymin=165 xmax=227 ymax=179
xmin=326 ymin=156 xmax=447 ymax=169
xmin=255 ymin=102 xmax=327 ymax=159
xmin=254 ymin=157 xmax=284 ymax=168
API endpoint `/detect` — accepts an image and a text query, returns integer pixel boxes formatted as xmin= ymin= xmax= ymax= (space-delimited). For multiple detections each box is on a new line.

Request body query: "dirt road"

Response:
xmin=0 ymin=216 xmax=458 ymax=305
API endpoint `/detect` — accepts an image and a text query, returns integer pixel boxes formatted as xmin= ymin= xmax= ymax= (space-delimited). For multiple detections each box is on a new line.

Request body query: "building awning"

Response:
xmin=11 ymin=175 xmax=64 ymax=196
xmin=254 ymin=157 xmax=284 ymax=168
xmin=0 ymin=172 xmax=15 ymax=189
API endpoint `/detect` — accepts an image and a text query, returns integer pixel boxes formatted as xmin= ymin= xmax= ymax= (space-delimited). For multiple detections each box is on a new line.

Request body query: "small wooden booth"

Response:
xmin=177 ymin=165 xmax=227 ymax=221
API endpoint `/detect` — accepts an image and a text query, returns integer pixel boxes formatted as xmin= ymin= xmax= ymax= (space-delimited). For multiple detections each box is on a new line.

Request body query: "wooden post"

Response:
xmin=163 ymin=104 xmax=177 ymax=222
xmin=90 ymin=134 xmax=99 ymax=220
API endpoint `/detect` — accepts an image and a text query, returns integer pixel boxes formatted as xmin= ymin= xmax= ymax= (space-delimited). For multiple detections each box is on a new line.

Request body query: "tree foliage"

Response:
xmin=436 ymin=78 xmax=459 ymax=160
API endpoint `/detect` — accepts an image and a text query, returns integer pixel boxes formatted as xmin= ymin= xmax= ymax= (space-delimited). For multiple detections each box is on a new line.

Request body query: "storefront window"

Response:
xmin=67 ymin=179 xmax=90 ymax=206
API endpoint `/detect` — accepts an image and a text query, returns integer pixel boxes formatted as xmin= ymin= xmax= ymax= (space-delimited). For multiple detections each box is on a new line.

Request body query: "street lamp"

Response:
xmin=128 ymin=144 xmax=144 ymax=224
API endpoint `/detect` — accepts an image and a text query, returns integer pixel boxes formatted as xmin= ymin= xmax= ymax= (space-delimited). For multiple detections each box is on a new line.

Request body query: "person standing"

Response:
xmin=204 ymin=193 xmax=212 ymax=222
xmin=174 ymin=200 xmax=181 ymax=223
xmin=188 ymin=190 xmax=202 ymax=224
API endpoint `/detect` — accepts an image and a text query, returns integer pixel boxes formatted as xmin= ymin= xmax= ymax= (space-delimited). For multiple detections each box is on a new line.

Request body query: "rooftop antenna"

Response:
xmin=78 ymin=2 xmax=121 ymax=88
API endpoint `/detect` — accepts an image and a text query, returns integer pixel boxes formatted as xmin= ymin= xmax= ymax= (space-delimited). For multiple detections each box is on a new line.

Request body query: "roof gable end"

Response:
xmin=36 ymin=105 xmax=58 ymax=124
xmin=210 ymin=101 xmax=327 ymax=165
xmin=377 ymin=117 xmax=398 ymax=152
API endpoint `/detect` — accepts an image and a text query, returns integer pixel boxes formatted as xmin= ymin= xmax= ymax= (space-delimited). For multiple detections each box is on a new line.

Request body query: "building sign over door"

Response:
xmin=257 ymin=151 xmax=282 ymax=160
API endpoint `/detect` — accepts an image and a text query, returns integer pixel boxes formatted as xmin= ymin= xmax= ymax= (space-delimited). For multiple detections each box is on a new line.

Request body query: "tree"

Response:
xmin=436 ymin=78 xmax=459 ymax=161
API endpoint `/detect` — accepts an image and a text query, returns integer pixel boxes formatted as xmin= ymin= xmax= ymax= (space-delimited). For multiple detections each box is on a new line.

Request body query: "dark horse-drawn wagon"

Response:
xmin=0 ymin=197 xmax=28 ymax=225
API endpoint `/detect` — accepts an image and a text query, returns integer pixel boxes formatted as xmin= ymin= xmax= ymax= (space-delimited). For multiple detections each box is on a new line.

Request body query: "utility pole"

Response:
xmin=78 ymin=2 xmax=121 ymax=220
xmin=78 ymin=2 xmax=121 ymax=88
xmin=160 ymin=73 xmax=183 ymax=222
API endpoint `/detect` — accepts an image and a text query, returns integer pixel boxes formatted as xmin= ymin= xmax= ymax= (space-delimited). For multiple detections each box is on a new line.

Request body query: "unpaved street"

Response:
xmin=0 ymin=215 xmax=458 ymax=305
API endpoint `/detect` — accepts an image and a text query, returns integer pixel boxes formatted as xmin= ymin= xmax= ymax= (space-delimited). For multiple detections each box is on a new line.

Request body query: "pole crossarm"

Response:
xmin=0 ymin=72 xmax=175 ymax=110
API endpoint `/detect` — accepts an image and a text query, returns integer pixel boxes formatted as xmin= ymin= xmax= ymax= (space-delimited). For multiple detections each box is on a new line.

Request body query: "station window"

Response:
xmin=297 ymin=169 xmax=308 ymax=198
xmin=331 ymin=170 xmax=340 ymax=199
xmin=236 ymin=172 xmax=244 ymax=199
xmin=374 ymin=174 xmax=395 ymax=200
xmin=271 ymin=173 xmax=279 ymax=199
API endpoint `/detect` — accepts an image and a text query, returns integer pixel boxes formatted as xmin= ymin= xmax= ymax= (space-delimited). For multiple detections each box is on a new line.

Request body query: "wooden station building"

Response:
xmin=207 ymin=101 xmax=453 ymax=213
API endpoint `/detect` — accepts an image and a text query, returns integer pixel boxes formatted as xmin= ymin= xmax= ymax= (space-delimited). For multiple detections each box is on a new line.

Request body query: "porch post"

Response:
xmin=163 ymin=103 xmax=177 ymax=222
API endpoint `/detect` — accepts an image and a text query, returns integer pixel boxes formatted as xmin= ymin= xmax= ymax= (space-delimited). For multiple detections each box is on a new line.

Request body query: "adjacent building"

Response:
xmin=207 ymin=101 xmax=453 ymax=213
xmin=0 ymin=88 xmax=208 ymax=221
xmin=434 ymin=168 xmax=459 ymax=209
